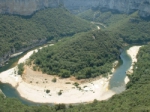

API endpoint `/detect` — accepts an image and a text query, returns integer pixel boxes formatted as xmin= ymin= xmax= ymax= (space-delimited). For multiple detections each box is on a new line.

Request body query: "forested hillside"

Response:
xmin=1 ymin=5 xmax=150 ymax=112
xmin=1 ymin=44 xmax=150 ymax=112
xmin=78 ymin=9 xmax=150 ymax=44
xmin=64 ymin=44 xmax=150 ymax=112
xmin=0 ymin=8 xmax=91 ymax=57
xmin=28 ymin=30 xmax=122 ymax=79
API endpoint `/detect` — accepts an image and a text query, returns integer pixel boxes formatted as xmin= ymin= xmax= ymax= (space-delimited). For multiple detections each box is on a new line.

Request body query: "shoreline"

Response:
xmin=125 ymin=46 xmax=142 ymax=84
xmin=0 ymin=45 xmax=142 ymax=104
xmin=0 ymin=66 xmax=116 ymax=104
xmin=0 ymin=45 xmax=116 ymax=104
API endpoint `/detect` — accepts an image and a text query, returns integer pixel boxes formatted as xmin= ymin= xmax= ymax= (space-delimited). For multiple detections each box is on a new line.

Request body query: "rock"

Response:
xmin=0 ymin=38 xmax=47 ymax=67
xmin=0 ymin=0 xmax=150 ymax=18
xmin=0 ymin=0 xmax=60 ymax=16
xmin=139 ymin=0 xmax=150 ymax=18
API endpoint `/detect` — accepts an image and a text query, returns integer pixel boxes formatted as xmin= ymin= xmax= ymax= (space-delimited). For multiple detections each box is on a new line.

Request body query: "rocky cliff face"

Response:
xmin=63 ymin=0 xmax=146 ymax=16
xmin=63 ymin=0 xmax=100 ymax=13
xmin=139 ymin=0 xmax=150 ymax=18
xmin=0 ymin=39 xmax=46 ymax=67
xmin=0 ymin=0 xmax=150 ymax=67
xmin=0 ymin=0 xmax=61 ymax=15
xmin=0 ymin=0 xmax=150 ymax=18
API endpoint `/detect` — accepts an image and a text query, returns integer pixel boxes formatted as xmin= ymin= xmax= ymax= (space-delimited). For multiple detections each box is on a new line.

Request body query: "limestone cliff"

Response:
xmin=139 ymin=0 xmax=150 ymax=18
xmin=0 ymin=0 xmax=150 ymax=67
xmin=63 ymin=0 xmax=144 ymax=16
xmin=0 ymin=0 xmax=150 ymax=18
xmin=0 ymin=0 xmax=61 ymax=15
xmin=0 ymin=39 xmax=46 ymax=67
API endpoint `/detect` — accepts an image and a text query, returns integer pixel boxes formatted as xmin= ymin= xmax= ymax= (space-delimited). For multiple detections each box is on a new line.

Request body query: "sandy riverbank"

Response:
xmin=19 ymin=68 xmax=116 ymax=103
xmin=0 ymin=66 xmax=116 ymax=104
xmin=0 ymin=45 xmax=142 ymax=103
xmin=125 ymin=46 xmax=142 ymax=84
xmin=0 ymin=44 xmax=116 ymax=104
xmin=124 ymin=76 xmax=130 ymax=84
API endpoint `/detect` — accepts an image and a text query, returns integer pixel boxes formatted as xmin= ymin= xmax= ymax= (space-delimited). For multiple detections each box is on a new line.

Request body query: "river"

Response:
xmin=0 ymin=47 xmax=131 ymax=105
xmin=109 ymin=48 xmax=131 ymax=93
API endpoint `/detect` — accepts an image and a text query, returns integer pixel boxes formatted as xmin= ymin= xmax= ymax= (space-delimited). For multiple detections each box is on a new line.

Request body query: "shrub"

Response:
xmin=58 ymin=90 xmax=62 ymax=95
xmin=46 ymin=89 xmax=50 ymax=93
xmin=52 ymin=77 xmax=57 ymax=83
xmin=73 ymin=82 xmax=79 ymax=87
xmin=18 ymin=63 xmax=24 ymax=75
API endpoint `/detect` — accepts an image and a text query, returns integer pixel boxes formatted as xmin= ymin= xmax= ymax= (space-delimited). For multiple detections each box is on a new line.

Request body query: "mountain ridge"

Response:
xmin=0 ymin=0 xmax=150 ymax=18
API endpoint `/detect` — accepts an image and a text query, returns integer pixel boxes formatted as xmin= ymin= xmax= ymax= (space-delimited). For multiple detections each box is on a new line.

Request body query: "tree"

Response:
xmin=18 ymin=63 xmax=24 ymax=75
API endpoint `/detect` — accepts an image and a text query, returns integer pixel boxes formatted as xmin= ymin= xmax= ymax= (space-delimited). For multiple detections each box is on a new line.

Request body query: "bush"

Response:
xmin=73 ymin=82 xmax=79 ymax=87
xmin=46 ymin=89 xmax=50 ymax=93
xmin=55 ymin=104 xmax=66 ymax=110
xmin=18 ymin=63 xmax=24 ymax=75
xmin=65 ymin=82 xmax=71 ymax=84
xmin=33 ymin=66 xmax=37 ymax=71
xmin=52 ymin=77 xmax=57 ymax=83
xmin=58 ymin=90 xmax=62 ymax=96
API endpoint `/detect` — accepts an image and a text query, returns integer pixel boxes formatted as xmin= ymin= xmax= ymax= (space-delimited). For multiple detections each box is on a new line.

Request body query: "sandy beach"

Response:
xmin=124 ymin=76 xmax=130 ymax=84
xmin=0 ymin=44 xmax=116 ymax=104
xmin=125 ymin=46 xmax=142 ymax=84
xmin=0 ymin=45 xmax=142 ymax=103
xmin=0 ymin=66 xmax=115 ymax=104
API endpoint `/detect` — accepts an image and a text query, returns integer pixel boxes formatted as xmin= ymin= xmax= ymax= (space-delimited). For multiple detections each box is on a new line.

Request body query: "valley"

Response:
xmin=0 ymin=0 xmax=150 ymax=112
xmin=0 ymin=40 xmax=138 ymax=104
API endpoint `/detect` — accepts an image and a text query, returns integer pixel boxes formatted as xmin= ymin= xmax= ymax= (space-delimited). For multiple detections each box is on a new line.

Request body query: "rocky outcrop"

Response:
xmin=139 ymin=0 xmax=150 ymax=18
xmin=67 ymin=0 xmax=150 ymax=18
xmin=63 ymin=0 xmax=146 ymax=16
xmin=0 ymin=39 xmax=46 ymax=67
xmin=0 ymin=0 xmax=61 ymax=15
xmin=0 ymin=0 xmax=150 ymax=18
xmin=97 ymin=0 xmax=141 ymax=14
xmin=0 ymin=0 xmax=150 ymax=67
xmin=63 ymin=0 xmax=140 ymax=14
xmin=63 ymin=0 xmax=100 ymax=13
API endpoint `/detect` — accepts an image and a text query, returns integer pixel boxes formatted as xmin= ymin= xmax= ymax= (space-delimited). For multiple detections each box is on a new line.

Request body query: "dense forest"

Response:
xmin=78 ymin=9 xmax=150 ymax=44
xmin=1 ymin=6 xmax=150 ymax=112
xmin=28 ymin=30 xmax=122 ymax=79
xmin=1 ymin=44 xmax=150 ymax=112
xmin=64 ymin=44 xmax=150 ymax=112
xmin=0 ymin=7 xmax=92 ymax=57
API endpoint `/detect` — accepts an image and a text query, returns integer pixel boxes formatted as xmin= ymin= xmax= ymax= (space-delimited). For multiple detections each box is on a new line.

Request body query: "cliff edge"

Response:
xmin=0 ymin=0 xmax=150 ymax=18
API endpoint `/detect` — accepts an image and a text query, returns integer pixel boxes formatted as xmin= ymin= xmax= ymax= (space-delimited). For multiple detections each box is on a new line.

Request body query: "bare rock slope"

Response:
xmin=0 ymin=0 xmax=150 ymax=18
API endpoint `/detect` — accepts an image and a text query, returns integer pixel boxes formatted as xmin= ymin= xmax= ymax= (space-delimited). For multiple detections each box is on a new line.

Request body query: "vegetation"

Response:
xmin=78 ymin=9 xmax=128 ymax=27
xmin=112 ymin=14 xmax=150 ymax=44
xmin=1 ymin=43 xmax=150 ymax=112
xmin=58 ymin=90 xmax=62 ymax=96
xmin=73 ymin=82 xmax=79 ymax=87
xmin=62 ymin=44 xmax=150 ymax=112
xmin=46 ymin=89 xmax=50 ymax=94
xmin=1 ymin=7 xmax=150 ymax=112
xmin=29 ymin=30 xmax=122 ymax=79
xmin=52 ymin=77 xmax=57 ymax=83
xmin=17 ymin=63 xmax=24 ymax=75
xmin=78 ymin=9 xmax=150 ymax=44
xmin=103 ymin=12 xmax=150 ymax=44
xmin=0 ymin=7 xmax=92 ymax=57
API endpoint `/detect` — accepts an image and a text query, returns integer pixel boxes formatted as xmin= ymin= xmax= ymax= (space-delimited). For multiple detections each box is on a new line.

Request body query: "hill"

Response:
xmin=1 ymin=44 xmax=150 ymax=111
xmin=78 ymin=9 xmax=150 ymax=44
xmin=28 ymin=30 xmax=122 ymax=79
xmin=64 ymin=44 xmax=150 ymax=112
xmin=0 ymin=8 xmax=92 ymax=57
xmin=1 ymin=8 xmax=150 ymax=112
